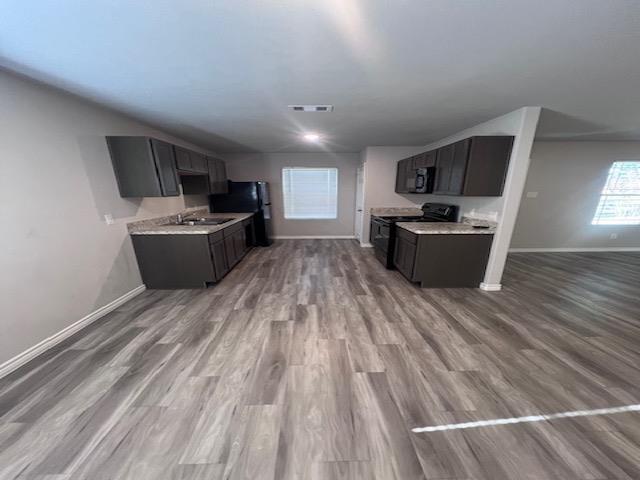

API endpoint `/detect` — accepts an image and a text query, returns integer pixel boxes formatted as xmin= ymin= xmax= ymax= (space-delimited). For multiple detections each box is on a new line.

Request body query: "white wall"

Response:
xmin=223 ymin=152 xmax=360 ymax=237
xmin=511 ymin=141 xmax=640 ymax=250
xmin=0 ymin=70 xmax=214 ymax=367
xmin=360 ymin=107 xmax=541 ymax=288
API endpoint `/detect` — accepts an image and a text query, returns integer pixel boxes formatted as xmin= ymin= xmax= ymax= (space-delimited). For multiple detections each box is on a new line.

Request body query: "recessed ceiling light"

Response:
xmin=303 ymin=133 xmax=321 ymax=142
xmin=289 ymin=105 xmax=334 ymax=112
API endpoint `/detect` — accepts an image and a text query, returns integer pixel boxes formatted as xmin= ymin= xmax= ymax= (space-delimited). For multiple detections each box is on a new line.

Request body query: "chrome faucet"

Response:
xmin=176 ymin=213 xmax=183 ymax=224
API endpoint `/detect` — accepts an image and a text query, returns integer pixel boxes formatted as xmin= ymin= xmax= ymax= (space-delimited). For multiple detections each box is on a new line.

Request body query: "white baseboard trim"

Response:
xmin=359 ymin=242 xmax=373 ymax=248
xmin=272 ymin=235 xmax=357 ymax=240
xmin=509 ymin=247 xmax=640 ymax=253
xmin=0 ymin=285 xmax=146 ymax=379
xmin=479 ymin=282 xmax=502 ymax=292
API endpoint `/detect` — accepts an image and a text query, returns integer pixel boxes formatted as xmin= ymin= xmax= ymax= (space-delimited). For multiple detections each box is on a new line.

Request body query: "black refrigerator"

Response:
xmin=209 ymin=181 xmax=272 ymax=246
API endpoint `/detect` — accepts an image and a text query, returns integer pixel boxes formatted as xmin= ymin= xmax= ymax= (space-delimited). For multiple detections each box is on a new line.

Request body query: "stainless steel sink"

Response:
xmin=173 ymin=217 xmax=234 ymax=226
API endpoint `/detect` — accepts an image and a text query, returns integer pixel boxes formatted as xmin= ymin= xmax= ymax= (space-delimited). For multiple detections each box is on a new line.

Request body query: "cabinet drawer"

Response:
xmin=396 ymin=227 xmax=418 ymax=245
xmin=208 ymin=231 xmax=224 ymax=244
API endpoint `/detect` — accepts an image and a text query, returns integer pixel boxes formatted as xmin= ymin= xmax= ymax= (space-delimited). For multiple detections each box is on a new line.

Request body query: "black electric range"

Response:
xmin=370 ymin=203 xmax=459 ymax=269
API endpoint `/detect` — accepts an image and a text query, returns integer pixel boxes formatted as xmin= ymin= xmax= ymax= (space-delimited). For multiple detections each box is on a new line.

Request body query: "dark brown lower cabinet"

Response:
xmin=223 ymin=222 xmax=249 ymax=268
xmin=393 ymin=229 xmax=493 ymax=288
xmin=223 ymin=235 xmax=236 ymax=269
xmin=131 ymin=218 xmax=254 ymax=289
xmin=131 ymin=235 xmax=215 ymax=289
xmin=234 ymin=228 xmax=247 ymax=260
xmin=210 ymin=238 xmax=229 ymax=281
xmin=394 ymin=231 xmax=417 ymax=280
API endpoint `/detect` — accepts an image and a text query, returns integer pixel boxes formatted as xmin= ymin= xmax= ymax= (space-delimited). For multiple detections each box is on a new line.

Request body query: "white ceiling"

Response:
xmin=1 ymin=0 xmax=640 ymax=152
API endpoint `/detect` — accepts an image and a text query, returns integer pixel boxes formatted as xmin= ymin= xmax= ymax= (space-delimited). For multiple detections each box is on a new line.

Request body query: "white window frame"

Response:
xmin=282 ymin=167 xmax=338 ymax=220
xmin=591 ymin=161 xmax=640 ymax=226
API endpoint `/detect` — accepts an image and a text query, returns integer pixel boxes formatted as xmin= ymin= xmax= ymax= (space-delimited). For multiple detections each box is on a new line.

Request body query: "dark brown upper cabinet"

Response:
xmin=107 ymin=136 xmax=180 ymax=197
xmin=108 ymin=136 xmax=224 ymax=198
xmin=395 ymin=158 xmax=409 ymax=193
xmin=398 ymin=135 xmax=514 ymax=197
xmin=207 ymin=157 xmax=229 ymax=194
xmin=190 ymin=152 xmax=208 ymax=174
xmin=395 ymin=157 xmax=417 ymax=193
xmin=183 ymin=156 xmax=228 ymax=195
xmin=434 ymin=140 xmax=470 ymax=195
xmin=433 ymin=143 xmax=455 ymax=194
xmin=462 ymin=136 xmax=514 ymax=196
xmin=174 ymin=146 xmax=208 ymax=174
xmin=435 ymin=136 xmax=513 ymax=196
xmin=174 ymin=146 xmax=192 ymax=171
xmin=413 ymin=150 xmax=437 ymax=168
xmin=216 ymin=159 xmax=228 ymax=193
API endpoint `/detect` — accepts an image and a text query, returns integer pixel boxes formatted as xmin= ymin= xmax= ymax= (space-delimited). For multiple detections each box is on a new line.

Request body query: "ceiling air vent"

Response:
xmin=288 ymin=105 xmax=334 ymax=112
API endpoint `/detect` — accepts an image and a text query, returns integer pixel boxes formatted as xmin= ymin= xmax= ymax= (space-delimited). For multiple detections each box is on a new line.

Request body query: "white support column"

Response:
xmin=481 ymin=107 xmax=542 ymax=290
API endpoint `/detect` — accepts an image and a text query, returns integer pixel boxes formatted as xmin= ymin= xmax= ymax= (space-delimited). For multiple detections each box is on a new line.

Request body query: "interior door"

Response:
xmin=354 ymin=166 xmax=364 ymax=242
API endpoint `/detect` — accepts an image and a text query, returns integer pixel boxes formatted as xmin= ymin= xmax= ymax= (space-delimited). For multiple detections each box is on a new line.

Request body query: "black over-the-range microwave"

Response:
xmin=412 ymin=166 xmax=436 ymax=193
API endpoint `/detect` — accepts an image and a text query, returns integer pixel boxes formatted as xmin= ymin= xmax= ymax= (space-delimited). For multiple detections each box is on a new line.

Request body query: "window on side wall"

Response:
xmin=592 ymin=161 xmax=640 ymax=225
xmin=282 ymin=167 xmax=338 ymax=219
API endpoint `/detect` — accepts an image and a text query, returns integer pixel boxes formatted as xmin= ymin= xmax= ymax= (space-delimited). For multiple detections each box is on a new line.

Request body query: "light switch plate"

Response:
xmin=610 ymin=233 xmax=618 ymax=239
xmin=526 ymin=191 xmax=538 ymax=198
xmin=104 ymin=213 xmax=115 ymax=225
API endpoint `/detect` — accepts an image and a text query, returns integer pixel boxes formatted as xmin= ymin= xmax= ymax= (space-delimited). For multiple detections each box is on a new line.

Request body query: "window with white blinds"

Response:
xmin=592 ymin=161 xmax=640 ymax=225
xmin=282 ymin=167 xmax=338 ymax=219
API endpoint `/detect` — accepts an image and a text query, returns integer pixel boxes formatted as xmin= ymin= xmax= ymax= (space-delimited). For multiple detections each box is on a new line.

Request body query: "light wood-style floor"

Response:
xmin=2 ymin=240 xmax=640 ymax=479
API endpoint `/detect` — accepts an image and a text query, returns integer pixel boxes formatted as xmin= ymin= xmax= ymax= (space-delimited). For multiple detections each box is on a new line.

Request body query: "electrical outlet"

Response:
xmin=610 ymin=233 xmax=618 ymax=240
xmin=526 ymin=191 xmax=538 ymax=198
xmin=104 ymin=213 xmax=115 ymax=225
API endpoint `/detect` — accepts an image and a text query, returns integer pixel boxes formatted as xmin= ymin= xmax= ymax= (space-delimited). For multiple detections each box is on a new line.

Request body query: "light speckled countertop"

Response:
xmin=397 ymin=219 xmax=496 ymax=235
xmin=129 ymin=212 xmax=254 ymax=235
xmin=370 ymin=207 xmax=423 ymax=217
